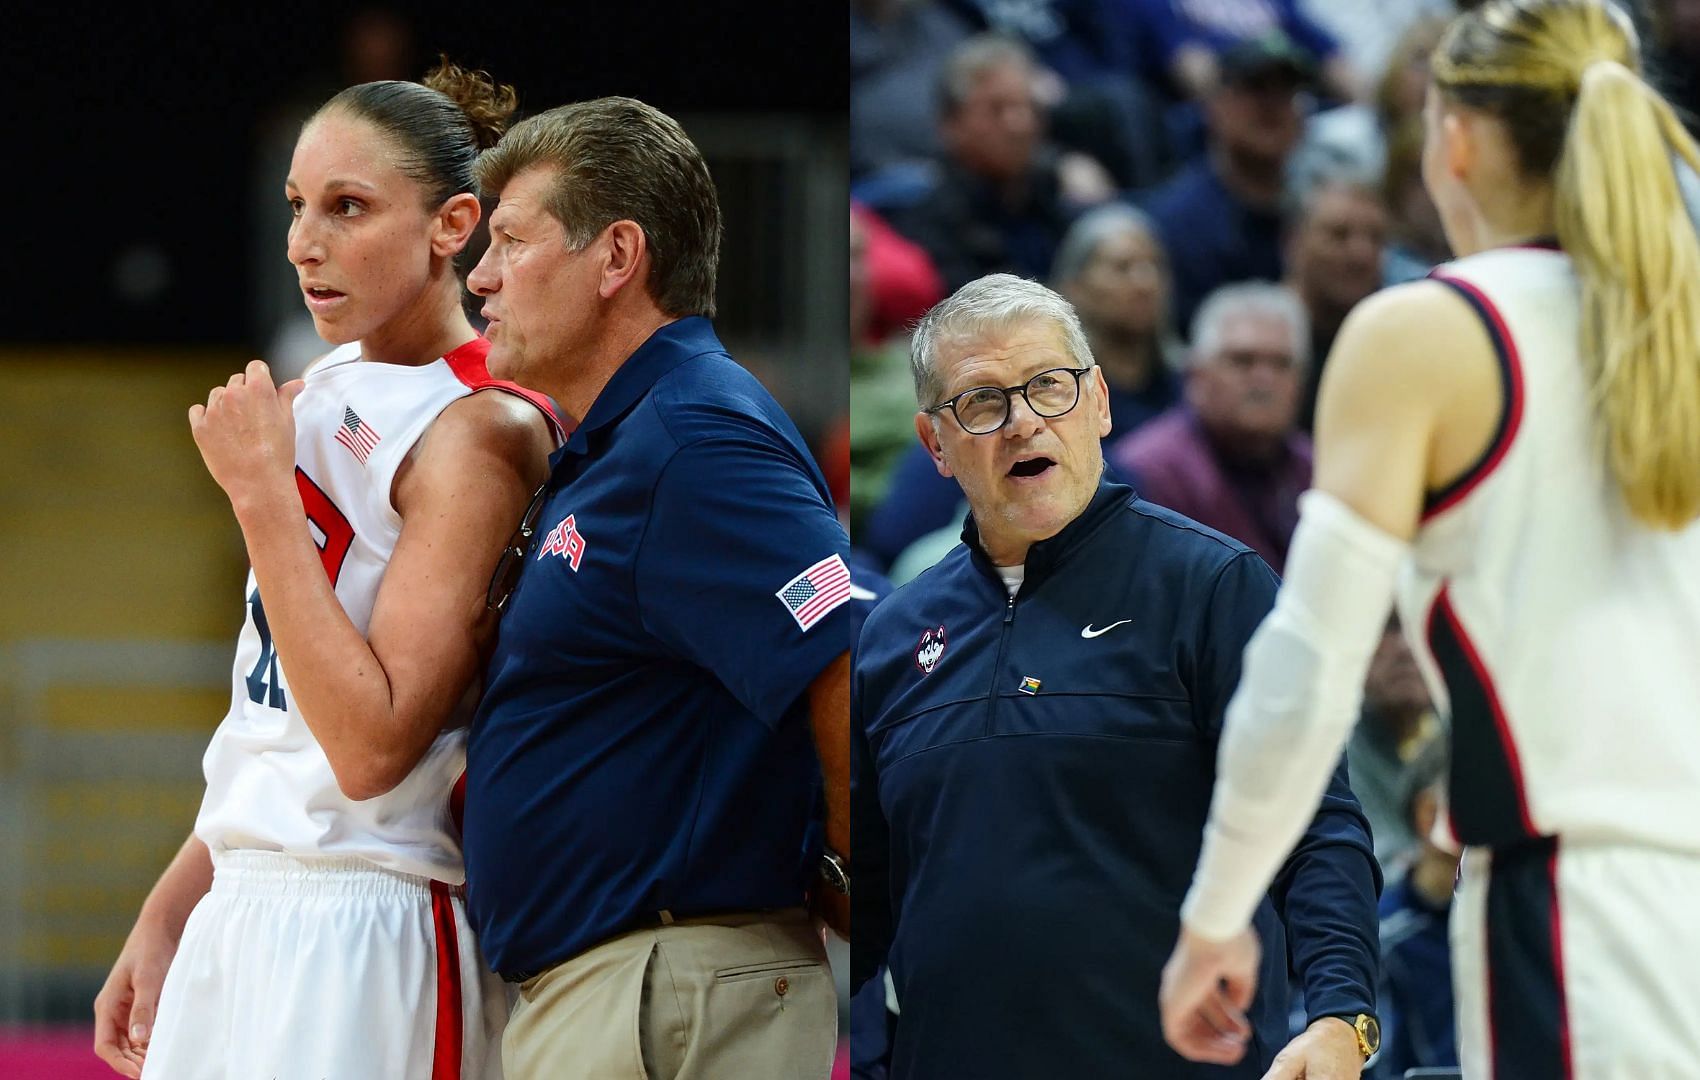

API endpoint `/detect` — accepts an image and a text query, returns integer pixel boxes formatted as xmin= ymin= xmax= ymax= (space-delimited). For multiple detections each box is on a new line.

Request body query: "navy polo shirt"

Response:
xmin=464 ymin=317 xmax=852 ymax=975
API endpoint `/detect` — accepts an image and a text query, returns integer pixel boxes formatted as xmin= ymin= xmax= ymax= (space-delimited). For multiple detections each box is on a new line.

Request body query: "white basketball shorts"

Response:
xmin=1452 ymin=838 xmax=1700 ymax=1079
xmin=142 ymin=851 xmax=508 ymax=1080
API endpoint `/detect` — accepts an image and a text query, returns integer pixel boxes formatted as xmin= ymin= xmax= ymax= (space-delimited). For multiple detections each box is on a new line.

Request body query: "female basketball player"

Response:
xmin=1159 ymin=1 xmax=1700 ymax=1076
xmin=92 ymin=61 xmax=560 ymax=1079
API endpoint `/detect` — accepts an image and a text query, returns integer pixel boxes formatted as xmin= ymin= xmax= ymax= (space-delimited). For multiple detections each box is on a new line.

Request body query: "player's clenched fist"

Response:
xmin=188 ymin=359 xmax=306 ymax=511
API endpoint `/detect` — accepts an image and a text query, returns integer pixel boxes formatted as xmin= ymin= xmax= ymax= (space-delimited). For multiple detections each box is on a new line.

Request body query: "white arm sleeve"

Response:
xmin=1180 ymin=489 xmax=1408 ymax=941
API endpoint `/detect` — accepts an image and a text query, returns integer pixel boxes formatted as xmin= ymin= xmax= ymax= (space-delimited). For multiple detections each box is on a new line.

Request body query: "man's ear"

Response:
xmin=914 ymin=411 xmax=953 ymax=479
xmin=599 ymin=220 xmax=649 ymax=300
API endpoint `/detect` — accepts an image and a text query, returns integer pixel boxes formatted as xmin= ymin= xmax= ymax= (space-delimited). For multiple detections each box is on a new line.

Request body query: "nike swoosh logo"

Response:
xmin=1081 ymin=620 xmax=1132 ymax=639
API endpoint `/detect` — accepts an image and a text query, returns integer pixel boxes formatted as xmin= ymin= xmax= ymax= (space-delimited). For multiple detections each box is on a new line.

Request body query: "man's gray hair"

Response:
xmin=1048 ymin=203 xmax=1162 ymax=287
xmin=910 ymin=274 xmax=1095 ymax=408
xmin=1282 ymin=150 xmax=1383 ymax=227
xmin=1188 ymin=281 xmax=1311 ymax=371
xmin=938 ymin=33 xmax=1035 ymax=116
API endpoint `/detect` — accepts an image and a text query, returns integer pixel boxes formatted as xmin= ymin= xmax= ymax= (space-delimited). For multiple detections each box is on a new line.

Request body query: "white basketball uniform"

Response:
xmin=1398 ymin=245 xmax=1700 ymax=1079
xmin=143 ymin=338 xmax=562 ymax=1080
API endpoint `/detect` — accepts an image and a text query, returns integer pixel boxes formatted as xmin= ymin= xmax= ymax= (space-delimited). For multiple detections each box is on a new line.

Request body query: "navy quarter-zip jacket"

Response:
xmin=852 ymin=478 xmax=1379 ymax=1078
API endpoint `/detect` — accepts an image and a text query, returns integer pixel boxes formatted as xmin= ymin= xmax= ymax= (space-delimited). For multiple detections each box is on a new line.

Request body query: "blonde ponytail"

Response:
xmin=1556 ymin=60 xmax=1700 ymax=528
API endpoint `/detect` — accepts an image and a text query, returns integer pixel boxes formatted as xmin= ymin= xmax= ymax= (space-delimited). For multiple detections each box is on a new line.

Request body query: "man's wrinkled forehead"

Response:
xmin=937 ymin=319 xmax=1071 ymax=383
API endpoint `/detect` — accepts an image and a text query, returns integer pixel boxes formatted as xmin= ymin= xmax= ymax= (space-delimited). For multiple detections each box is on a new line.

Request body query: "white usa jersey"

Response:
xmin=1396 ymin=245 xmax=1700 ymax=855
xmin=196 ymin=337 xmax=563 ymax=883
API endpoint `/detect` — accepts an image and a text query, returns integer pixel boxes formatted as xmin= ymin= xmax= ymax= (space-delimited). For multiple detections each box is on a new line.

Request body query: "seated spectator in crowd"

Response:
xmin=851 ymin=0 xmax=975 ymax=183
xmin=1126 ymin=0 xmax=1359 ymax=103
xmin=1299 ymin=0 xmax=1454 ymax=100
xmin=1375 ymin=738 xmax=1461 ymax=1079
xmin=851 ymin=204 xmax=946 ymax=536
xmin=1301 ymin=14 xmax=1450 ymax=191
xmin=934 ymin=0 xmax=1176 ymax=188
xmin=888 ymin=33 xmax=1112 ymax=291
xmin=1110 ymin=282 xmax=1310 ymax=573
xmin=857 ymin=201 xmax=947 ymax=341
xmin=1381 ymin=119 xmax=1451 ymax=285
xmin=1051 ymin=203 xmax=1184 ymax=433
xmin=1346 ymin=617 xmax=1439 ymax=866
xmin=1282 ymin=161 xmax=1387 ymax=430
xmin=1139 ymin=32 xmax=1309 ymax=330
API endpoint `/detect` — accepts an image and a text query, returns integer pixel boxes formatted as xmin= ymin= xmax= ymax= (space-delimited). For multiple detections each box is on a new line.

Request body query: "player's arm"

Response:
xmin=1163 ymin=280 xmax=1498 ymax=1058
xmin=1183 ymin=280 xmax=1487 ymax=933
xmin=192 ymin=365 xmax=553 ymax=800
xmin=282 ymin=391 xmax=550 ymax=798
xmin=94 ymin=834 xmax=214 ymax=1077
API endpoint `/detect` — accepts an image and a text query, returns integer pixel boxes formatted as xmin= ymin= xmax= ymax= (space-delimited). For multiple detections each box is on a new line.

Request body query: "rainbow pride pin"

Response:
xmin=1018 ymin=675 xmax=1041 ymax=695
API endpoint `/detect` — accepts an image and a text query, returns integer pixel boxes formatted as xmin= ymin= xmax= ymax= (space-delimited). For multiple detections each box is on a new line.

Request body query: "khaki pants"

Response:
xmin=503 ymin=909 xmax=837 ymax=1080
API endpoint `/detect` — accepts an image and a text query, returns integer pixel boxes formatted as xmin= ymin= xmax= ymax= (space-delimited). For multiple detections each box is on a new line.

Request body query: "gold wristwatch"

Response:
xmin=1347 ymin=1013 xmax=1380 ymax=1060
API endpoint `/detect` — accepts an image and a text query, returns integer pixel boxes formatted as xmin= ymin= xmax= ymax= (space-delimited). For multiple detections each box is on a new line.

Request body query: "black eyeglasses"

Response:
xmin=923 ymin=365 xmax=1094 ymax=435
xmin=486 ymin=481 xmax=550 ymax=613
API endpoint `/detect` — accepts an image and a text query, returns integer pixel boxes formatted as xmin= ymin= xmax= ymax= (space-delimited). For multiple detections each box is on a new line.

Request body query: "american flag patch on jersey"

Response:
xmin=775 ymin=553 xmax=851 ymax=632
xmin=335 ymin=405 xmax=381 ymax=464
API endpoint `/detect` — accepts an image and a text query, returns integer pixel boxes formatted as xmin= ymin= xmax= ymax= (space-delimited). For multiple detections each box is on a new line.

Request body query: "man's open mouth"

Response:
xmin=1008 ymin=457 xmax=1055 ymax=478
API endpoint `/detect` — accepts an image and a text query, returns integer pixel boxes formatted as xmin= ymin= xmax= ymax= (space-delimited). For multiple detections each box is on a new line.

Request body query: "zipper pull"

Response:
xmin=1004 ymin=594 xmax=1016 ymax=624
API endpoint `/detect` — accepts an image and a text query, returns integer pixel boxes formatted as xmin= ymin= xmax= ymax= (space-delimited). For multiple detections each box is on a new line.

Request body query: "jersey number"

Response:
xmin=244 ymin=468 xmax=355 ymax=708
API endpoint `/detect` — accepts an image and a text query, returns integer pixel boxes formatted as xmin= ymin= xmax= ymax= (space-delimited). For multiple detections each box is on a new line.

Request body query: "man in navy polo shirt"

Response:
xmin=463 ymin=97 xmax=851 ymax=1080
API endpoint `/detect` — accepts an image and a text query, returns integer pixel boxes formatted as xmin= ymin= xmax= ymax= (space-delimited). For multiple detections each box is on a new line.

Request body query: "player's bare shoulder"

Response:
xmin=394 ymin=391 xmax=556 ymax=516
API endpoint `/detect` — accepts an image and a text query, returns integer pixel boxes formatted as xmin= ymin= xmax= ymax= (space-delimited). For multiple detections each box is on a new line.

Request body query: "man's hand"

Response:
xmin=1261 ymin=1017 xmax=1364 ymax=1080
xmin=1159 ymin=924 xmax=1260 ymax=1065
xmin=188 ymin=360 xmax=304 ymax=514
xmin=92 ymin=916 xmax=179 ymax=1078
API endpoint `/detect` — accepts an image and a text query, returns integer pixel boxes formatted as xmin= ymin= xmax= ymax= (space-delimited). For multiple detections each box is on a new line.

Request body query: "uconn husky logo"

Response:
xmin=914 ymin=625 xmax=947 ymax=675
xmin=537 ymin=513 xmax=586 ymax=572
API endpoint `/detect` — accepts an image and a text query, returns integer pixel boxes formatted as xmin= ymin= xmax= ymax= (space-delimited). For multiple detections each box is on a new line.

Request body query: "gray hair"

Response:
xmin=1049 ymin=203 xmax=1161 ymax=287
xmin=910 ymin=274 xmax=1095 ymax=407
xmin=938 ymin=33 xmax=1035 ymax=116
xmin=1188 ymin=282 xmax=1311 ymax=371
xmin=1283 ymin=151 xmax=1384 ymax=226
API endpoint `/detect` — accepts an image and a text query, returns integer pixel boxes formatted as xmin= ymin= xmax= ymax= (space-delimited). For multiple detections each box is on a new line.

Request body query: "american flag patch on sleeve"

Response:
xmin=775 ymin=553 xmax=851 ymax=632
xmin=335 ymin=405 xmax=382 ymax=464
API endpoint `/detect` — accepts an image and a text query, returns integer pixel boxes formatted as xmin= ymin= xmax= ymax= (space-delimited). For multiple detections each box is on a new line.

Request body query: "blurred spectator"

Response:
xmin=1346 ymin=619 xmax=1439 ymax=866
xmin=887 ymin=33 xmax=1111 ymax=291
xmin=1301 ymin=13 xmax=1450 ymax=189
xmin=856 ymin=201 xmax=947 ymax=343
xmin=1299 ymin=0 xmax=1453 ymax=102
xmin=1110 ymin=281 xmax=1309 ymax=573
xmin=1051 ymin=204 xmax=1183 ymax=432
xmin=1381 ymin=119 xmax=1451 ymax=285
xmin=1374 ymin=737 xmax=1460 ymax=1079
xmin=1126 ymin=0 xmax=1357 ymax=103
xmin=1282 ymin=161 xmax=1387 ymax=431
xmin=1138 ymin=32 xmax=1308 ymax=330
xmin=851 ymin=206 xmax=940 ymax=536
xmin=936 ymin=0 xmax=1175 ymax=188
xmin=851 ymin=0 xmax=975 ymax=181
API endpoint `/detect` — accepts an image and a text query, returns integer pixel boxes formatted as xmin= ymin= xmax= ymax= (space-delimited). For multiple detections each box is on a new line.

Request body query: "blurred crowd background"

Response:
xmin=0 ymin=2 xmax=847 ymax=1069
xmin=848 ymin=0 xmax=1691 ymax=1075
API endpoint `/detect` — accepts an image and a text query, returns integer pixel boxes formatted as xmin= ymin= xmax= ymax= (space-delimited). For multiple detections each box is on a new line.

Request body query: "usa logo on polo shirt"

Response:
xmin=776 ymin=553 xmax=850 ymax=631
xmin=537 ymin=513 xmax=586 ymax=572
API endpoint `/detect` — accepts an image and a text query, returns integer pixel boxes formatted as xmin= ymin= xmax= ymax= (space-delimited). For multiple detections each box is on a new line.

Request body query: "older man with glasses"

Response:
xmin=850 ymin=273 xmax=1382 ymax=1079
